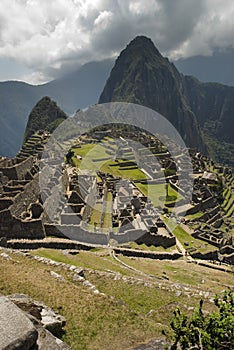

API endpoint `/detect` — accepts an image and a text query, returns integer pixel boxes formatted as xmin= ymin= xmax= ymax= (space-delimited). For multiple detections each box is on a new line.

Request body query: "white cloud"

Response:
xmin=0 ymin=0 xmax=233 ymax=83
xmin=94 ymin=10 xmax=113 ymax=27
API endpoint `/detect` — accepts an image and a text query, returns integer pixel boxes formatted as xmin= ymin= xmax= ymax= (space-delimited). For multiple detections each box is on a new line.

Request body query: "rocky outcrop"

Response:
xmin=0 ymin=294 xmax=71 ymax=350
xmin=131 ymin=338 xmax=169 ymax=350
xmin=0 ymin=295 xmax=38 ymax=350
xmin=8 ymin=294 xmax=66 ymax=338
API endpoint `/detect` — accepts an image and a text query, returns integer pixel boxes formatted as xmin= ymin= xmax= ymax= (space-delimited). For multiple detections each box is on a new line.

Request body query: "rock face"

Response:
xmin=99 ymin=36 xmax=206 ymax=152
xmin=8 ymin=294 xmax=66 ymax=338
xmin=0 ymin=294 xmax=71 ymax=350
xmin=99 ymin=36 xmax=234 ymax=166
xmin=23 ymin=96 xmax=68 ymax=143
xmin=131 ymin=338 xmax=169 ymax=350
xmin=182 ymin=76 xmax=234 ymax=166
xmin=0 ymin=295 xmax=38 ymax=350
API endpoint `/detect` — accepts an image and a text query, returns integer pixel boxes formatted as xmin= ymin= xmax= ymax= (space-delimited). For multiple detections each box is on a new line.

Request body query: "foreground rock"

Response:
xmin=131 ymin=338 xmax=169 ymax=350
xmin=0 ymin=295 xmax=38 ymax=350
xmin=0 ymin=294 xmax=71 ymax=350
xmin=8 ymin=294 xmax=66 ymax=338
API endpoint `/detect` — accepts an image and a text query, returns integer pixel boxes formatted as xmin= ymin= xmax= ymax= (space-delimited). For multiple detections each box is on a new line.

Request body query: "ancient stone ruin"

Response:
xmin=0 ymin=128 xmax=233 ymax=264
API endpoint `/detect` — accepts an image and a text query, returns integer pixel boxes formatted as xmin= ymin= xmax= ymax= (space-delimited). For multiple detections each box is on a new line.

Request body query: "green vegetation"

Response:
xmin=31 ymin=248 xmax=129 ymax=275
xmin=117 ymin=256 xmax=233 ymax=290
xmin=89 ymin=202 xmax=102 ymax=228
xmin=202 ymin=125 xmax=234 ymax=168
xmin=185 ymin=211 xmax=204 ymax=221
xmin=168 ymin=290 xmax=234 ymax=350
xmin=71 ymin=141 xmax=146 ymax=180
xmin=0 ymin=250 xmax=155 ymax=350
xmin=136 ymin=183 xmax=184 ymax=208
xmin=1 ymin=248 xmax=233 ymax=349
xmin=163 ymin=218 xmax=217 ymax=254
xmin=23 ymin=96 xmax=67 ymax=142
xmin=121 ymin=241 xmax=177 ymax=252
xmin=103 ymin=191 xmax=113 ymax=229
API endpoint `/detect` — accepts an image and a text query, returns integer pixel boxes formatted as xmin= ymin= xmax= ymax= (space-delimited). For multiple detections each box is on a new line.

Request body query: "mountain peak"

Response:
xmin=115 ymin=35 xmax=164 ymax=68
xmin=126 ymin=36 xmax=162 ymax=56
xmin=99 ymin=36 xmax=206 ymax=152
xmin=23 ymin=96 xmax=67 ymax=143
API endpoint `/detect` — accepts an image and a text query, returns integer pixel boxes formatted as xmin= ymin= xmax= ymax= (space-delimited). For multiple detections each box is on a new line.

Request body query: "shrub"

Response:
xmin=168 ymin=290 xmax=234 ymax=350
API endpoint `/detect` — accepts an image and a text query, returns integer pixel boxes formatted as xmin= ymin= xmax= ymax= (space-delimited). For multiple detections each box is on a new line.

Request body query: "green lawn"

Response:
xmin=30 ymin=248 xmax=128 ymax=274
xmin=185 ymin=211 xmax=204 ymax=221
xmin=163 ymin=217 xmax=217 ymax=254
xmin=120 ymin=241 xmax=177 ymax=252
xmin=71 ymin=143 xmax=146 ymax=180
xmin=100 ymin=160 xmax=146 ymax=180
xmin=136 ymin=183 xmax=184 ymax=208
xmin=90 ymin=202 xmax=103 ymax=228
xmin=116 ymin=256 xmax=233 ymax=291
xmin=1 ymin=247 xmax=232 ymax=350
xmin=102 ymin=191 xmax=113 ymax=229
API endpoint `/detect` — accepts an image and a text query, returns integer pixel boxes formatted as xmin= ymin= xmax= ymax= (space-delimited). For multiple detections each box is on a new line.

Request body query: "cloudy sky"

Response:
xmin=0 ymin=0 xmax=234 ymax=84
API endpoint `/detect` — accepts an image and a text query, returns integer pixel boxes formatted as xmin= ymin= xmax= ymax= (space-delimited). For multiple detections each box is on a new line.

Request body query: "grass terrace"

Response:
xmin=163 ymin=217 xmax=217 ymax=254
xmin=136 ymin=182 xmax=184 ymax=208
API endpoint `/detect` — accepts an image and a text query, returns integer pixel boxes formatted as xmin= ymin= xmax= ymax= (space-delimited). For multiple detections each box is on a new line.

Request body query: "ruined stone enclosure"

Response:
xmin=0 ymin=128 xmax=233 ymax=264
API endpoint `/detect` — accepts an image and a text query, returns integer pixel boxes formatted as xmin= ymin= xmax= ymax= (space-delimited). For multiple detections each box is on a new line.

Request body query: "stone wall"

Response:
xmin=114 ymin=247 xmax=182 ymax=260
xmin=6 ymin=238 xmax=93 ymax=251
xmin=135 ymin=232 xmax=176 ymax=248
xmin=0 ymin=206 xmax=45 ymax=239
xmin=110 ymin=229 xmax=145 ymax=244
xmin=0 ymin=156 xmax=33 ymax=180
xmin=44 ymin=224 xmax=108 ymax=245
xmin=10 ymin=173 xmax=40 ymax=218
xmin=186 ymin=196 xmax=216 ymax=215
xmin=191 ymin=250 xmax=218 ymax=260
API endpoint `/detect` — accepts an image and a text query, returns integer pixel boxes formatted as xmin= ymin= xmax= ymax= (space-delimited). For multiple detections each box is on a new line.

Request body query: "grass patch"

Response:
xmin=90 ymin=203 xmax=102 ymax=228
xmin=31 ymin=249 xmax=130 ymax=275
xmin=0 ymin=251 xmax=162 ymax=349
xmin=102 ymin=191 xmax=113 ymax=229
xmin=136 ymin=183 xmax=184 ymax=208
xmin=163 ymin=218 xmax=217 ymax=254
xmin=0 ymin=249 xmax=232 ymax=349
xmin=100 ymin=160 xmax=146 ymax=180
xmin=72 ymin=142 xmax=146 ymax=180
xmin=185 ymin=211 xmax=204 ymax=220
xmin=120 ymin=242 xmax=177 ymax=253
xmin=116 ymin=256 xmax=233 ymax=292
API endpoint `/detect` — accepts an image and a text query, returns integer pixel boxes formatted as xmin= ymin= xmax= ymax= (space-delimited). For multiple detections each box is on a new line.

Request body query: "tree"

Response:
xmin=168 ymin=290 xmax=234 ymax=350
xmin=65 ymin=149 xmax=75 ymax=165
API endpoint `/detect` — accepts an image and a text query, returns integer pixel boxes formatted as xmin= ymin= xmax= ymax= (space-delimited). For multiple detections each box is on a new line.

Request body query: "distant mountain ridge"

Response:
xmin=1 ymin=36 xmax=234 ymax=166
xmin=174 ymin=48 xmax=234 ymax=86
xmin=0 ymin=59 xmax=113 ymax=157
xmin=99 ymin=36 xmax=234 ymax=166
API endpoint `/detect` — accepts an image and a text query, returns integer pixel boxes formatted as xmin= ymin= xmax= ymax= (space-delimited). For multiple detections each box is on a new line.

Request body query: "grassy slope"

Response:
xmin=0 ymin=248 xmax=233 ymax=350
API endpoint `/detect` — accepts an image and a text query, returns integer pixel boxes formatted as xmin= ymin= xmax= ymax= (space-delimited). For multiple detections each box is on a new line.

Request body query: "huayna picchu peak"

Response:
xmin=99 ymin=36 xmax=234 ymax=166
xmin=99 ymin=36 xmax=206 ymax=153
